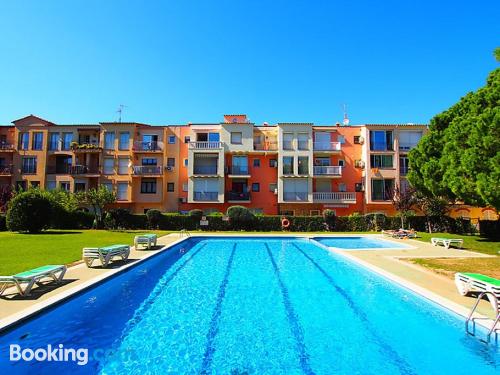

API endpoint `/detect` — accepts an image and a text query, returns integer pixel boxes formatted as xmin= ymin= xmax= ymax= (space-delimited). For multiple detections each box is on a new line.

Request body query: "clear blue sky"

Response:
xmin=0 ymin=0 xmax=498 ymax=125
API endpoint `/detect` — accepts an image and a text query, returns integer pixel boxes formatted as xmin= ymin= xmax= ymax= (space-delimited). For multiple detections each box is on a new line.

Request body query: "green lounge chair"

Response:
xmin=0 ymin=265 xmax=67 ymax=297
xmin=83 ymin=244 xmax=130 ymax=268
xmin=455 ymin=273 xmax=500 ymax=311
xmin=134 ymin=234 xmax=158 ymax=250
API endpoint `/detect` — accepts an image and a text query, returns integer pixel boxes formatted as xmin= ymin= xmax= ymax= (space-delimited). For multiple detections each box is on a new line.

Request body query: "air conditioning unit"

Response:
xmin=274 ymin=189 xmax=278 ymax=195
xmin=354 ymin=160 xmax=365 ymax=169
xmin=355 ymin=183 xmax=364 ymax=192
xmin=358 ymin=136 xmax=365 ymax=144
xmin=166 ymin=166 xmax=174 ymax=172
xmin=179 ymin=197 xmax=187 ymax=203
xmin=270 ymin=160 xmax=278 ymax=168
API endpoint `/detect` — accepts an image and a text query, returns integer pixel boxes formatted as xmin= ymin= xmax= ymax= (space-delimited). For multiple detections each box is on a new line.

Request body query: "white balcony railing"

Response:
xmin=189 ymin=141 xmax=223 ymax=149
xmin=313 ymin=142 xmax=341 ymax=151
xmin=133 ymin=165 xmax=163 ymax=175
xmin=313 ymin=192 xmax=356 ymax=202
xmin=313 ymin=166 xmax=342 ymax=176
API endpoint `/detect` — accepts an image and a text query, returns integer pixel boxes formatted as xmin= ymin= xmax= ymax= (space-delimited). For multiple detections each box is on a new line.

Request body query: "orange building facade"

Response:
xmin=0 ymin=114 xmax=497 ymax=220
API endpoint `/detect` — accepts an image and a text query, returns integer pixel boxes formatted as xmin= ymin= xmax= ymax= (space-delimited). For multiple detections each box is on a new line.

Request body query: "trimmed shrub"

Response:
xmin=479 ymin=220 xmax=500 ymax=239
xmin=146 ymin=209 xmax=162 ymax=229
xmin=104 ymin=208 xmax=134 ymax=230
xmin=189 ymin=209 xmax=204 ymax=221
xmin=6 ymin=189 xmax=54 ymax=233
xmin=323 ymin=209 xmax=336 ymax=231
xmin=227 ymin=205 xmax=255 ymax=230
xmin=0 ymin=215 xmax=6 ymax=231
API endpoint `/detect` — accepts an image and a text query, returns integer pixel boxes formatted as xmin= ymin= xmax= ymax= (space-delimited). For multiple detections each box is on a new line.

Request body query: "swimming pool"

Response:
xmin=0 ymin=237 xmax=498 ymax=374
xmin=312 ymin=236 xmax=412 ymax=250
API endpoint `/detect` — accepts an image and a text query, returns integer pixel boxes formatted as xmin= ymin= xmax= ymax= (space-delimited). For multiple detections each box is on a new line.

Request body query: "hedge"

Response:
xmin=479 ymin=220 xmax=500 ymax=239
xmin=0 ymin=215 xmax=6 ymax=231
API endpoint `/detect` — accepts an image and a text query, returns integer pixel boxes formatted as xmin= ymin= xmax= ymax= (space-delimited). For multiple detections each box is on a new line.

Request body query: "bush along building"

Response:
xmin=0 ymin=113 xmax=496 ymax=221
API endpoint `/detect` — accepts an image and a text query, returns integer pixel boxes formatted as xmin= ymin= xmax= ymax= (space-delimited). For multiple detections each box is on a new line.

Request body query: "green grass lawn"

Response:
xmin=415 ymin=232 xmax=499 ymax=256
xmin=0 ymin=230 xmax=170 ymax=275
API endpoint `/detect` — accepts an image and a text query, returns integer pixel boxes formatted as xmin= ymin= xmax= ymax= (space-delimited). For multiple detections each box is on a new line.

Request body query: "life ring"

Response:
xmin=281 ymin=217 xmax=290 ymax=229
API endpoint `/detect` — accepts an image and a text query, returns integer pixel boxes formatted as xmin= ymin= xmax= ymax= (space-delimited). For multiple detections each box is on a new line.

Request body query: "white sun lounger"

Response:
xmin=0 ymin=265 xmax=67 ymax=297
xmin=134 ymin=234 xmax=158 ymax=250
xmin=83 ymin=244 xmax=130 ymax=268
xmin=455 ymin=273 xmax=500 ymax=311
xmin=431 ymin=237 xmax=464 ymax=249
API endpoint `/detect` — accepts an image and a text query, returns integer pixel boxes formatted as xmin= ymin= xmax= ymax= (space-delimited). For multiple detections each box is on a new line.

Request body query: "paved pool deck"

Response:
xmin=0 ymin=233 xmax=497 ymax=332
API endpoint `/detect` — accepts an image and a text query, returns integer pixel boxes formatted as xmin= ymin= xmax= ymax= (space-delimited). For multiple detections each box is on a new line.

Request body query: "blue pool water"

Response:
xmin=0 ymin=237 xmax=498 ymax=374
xmin=313 ymin=236 xmax=412 ymax=250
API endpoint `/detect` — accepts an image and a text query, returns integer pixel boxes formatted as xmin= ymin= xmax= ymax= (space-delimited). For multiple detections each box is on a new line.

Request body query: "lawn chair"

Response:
xmin=134 ymin=234 xmax=158 ymax=250
xmin=0 ymin=265 xmax=67 ymax=297
xmin=431 ymin=237 xmax=464 ymax=249
xmin=83 ymin=244 xmax=130 ymax=268
xmin=455 ymin=272 xmax=500 ymax=311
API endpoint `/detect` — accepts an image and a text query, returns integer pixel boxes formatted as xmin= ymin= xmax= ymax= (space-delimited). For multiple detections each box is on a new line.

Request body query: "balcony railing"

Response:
xmin=313 ymin=166 xmax=342 ymax=176
xmin=253 ymin=142 xmax=278 ymax=151
xmin=0 ymin=143 xmax=15 ymax=151
xmin=189 ymin=141 xmax=223 ymax=149
xmin=133 ymin=165 xmax=163 ymax=175
xmin=70 ymin=165 xmax=100 ymax=175
xmin=226 ymin=166 xmax=249 ymax=175
xmin=282 ymin=141 xmax=294 ymax=150
xmin=194 ymin=191 xmax=219 ymax=201
xmin=193 ymin=165 xmax=218 ymax=175
xmin=282 ymin=166 xmax=294 ymax=175
xmin=313 ymin=192 xmax=356 ymax=202
xmin=283 ymin=192 xmax=308 ymax=202
xmin=313 ymin=142 xmax=341 ymax=151
xmin=400 ymin=167 xmax=410 ymax=176
xmin=227 ymin=191 xmax=251 ymax=201
xmin=133 ymin=141 xmax=163 ymax=152
xmin=0 ymin=165 xmax=13 ymax=175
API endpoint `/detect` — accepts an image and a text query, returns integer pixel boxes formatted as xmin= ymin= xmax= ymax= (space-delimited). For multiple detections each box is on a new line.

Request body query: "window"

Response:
xmin=60 ymin=182 xmax=70 ymax=192
xmin=142 ymin=158 xmax=157 ymax=166
xmin=101 ymin=182 xmax=113 ymax=192
xmin=184 ymin=159 xmax=188 ymax=167
xmin=252 ymin=183 xmax=260 ymax=192
xmin=168 ymin=135 xmax=176 ymax=144
xmin=118 ymin=158 xmax=129 ymax=174
xmin=269 ymin=159 xmax=277 ymax=168
xmin=22 ymin=157 xmax=36 ymax=174
xmin=182 ymin=183 xmax=188 ymax=192
xmin=49 ymin=133 xmax=59 ymax=151
xmin=31 ymin=181 xmax=40 ymax=188
xmin=338 ymin=183 xmax=347 ymax=192
xmin=337 ymin=135 xmax=345 ymax=144
xmin=482 ymin=209 xmax=498 ymax=220
xmin=282 ymin=156 xmax=294 ymax=175
xmin=231 ymin=132 xmax=242 ymax=144
xmin=280 ymin=210 xmax=295 ymax=216
xmin=46 ymin=181 xmax=57 ymax=190
xmin=269 ymin=183 xmax=277 ymax=192
xmin=283 ymin=179 xmax=308 ymax=201
xmin=297 ymin=133 xmax=309 ymax=150
xmin=167 ymin=158 xmax=175 ymax=167
xmin=370 ymin=155 xmax=393 ymax=168
xmin=74 ymin=182 xmax=86 ymax=193
xmin=283 ymin=133 xmax=294 ymax=150
xmin=32 ymin=132 xmax=43 ymax=150
xmin=399 ymin=131 xmax=422 ymax=150
xmin=338 ymin=159 xmax=345 ymax=167
xmin=19 ymin=132 xmax=29 ymax=150
xmin=117 ymin=182 xmax=128 ymax=200
xmin=119 ymin=132 xmax=130 ymax=150
xmin=193 ymin=179 xmax=219 ymax=201
xmin=400 ymin=157 xmax=410 ymax=175
xmin=62 ymin=133 xmax=73 ymax=150
xmin=354 ymin=136 xmax=361 ymax=144
xmin=298 ymin=156 xmax=309 ymax=175
xmin=167 ymin=182 xmax=175 ymax=192
xmin=400 ymin=179 xmax=410 ymax=193
xmin=184 ymin=136 xmax=190 ymax=143
xmin=370 ymin=130 xmax=393 ymax=151
xmin=141 ymin=178 xmax=157 ymax=194
xmin=16 ymin=181 xmax=27 ymax=191
xmin=103 ymin=158 xmax=114 ymax=174
xmin=104 ymin=132 xmax=115 ymax=149
xmin=371 ymin=179 xmax=394 ymax=201
xmin=231 ymin=156 xmax=248 ymax=174
xmin=253 ymin=159 xmax=260 ymax=167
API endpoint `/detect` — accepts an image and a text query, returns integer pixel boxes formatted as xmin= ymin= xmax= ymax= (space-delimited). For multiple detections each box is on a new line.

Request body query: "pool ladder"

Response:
xmin=465 ymin=291 xmax=500 ymax=343
xmin=179 ymin=229 xmax=191 ymax=238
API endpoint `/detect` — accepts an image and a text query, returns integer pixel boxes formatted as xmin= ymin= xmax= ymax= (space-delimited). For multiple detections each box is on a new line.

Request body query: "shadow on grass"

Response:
xmin=16 ymin=231 xmax=84 ymax=235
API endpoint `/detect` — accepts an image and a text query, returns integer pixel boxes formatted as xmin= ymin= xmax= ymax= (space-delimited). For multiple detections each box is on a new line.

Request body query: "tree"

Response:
xmin=226 ymin=205 xmax=254 ymax=229
xmin=6 ymin=189 xmax=54 ymax=233
xmin=77 ymin=186 xmax=116 ymax=228
xmin=390 ymin=185 xmax=417 ymax=229
xmin=0 ymin=185 xmax=13 ymax=213
xmin=415 ymin=194 xmax=449 ymax=233
xmin=408 ymin=50 xmax=500 ymax=210
xmin=323 ymin=209 xmax=336 ymax=231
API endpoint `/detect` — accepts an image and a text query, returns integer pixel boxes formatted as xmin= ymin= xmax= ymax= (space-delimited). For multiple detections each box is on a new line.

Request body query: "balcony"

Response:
xmin=194 ymin=191 xmax=219 ymax=201
xmin=0 ymin=165 xmax=13 ymax=175
xmin=70 ymin=165 xmax=100 ymax=175
xmin=313 ymin=142 xmax=341 ymax=152
xmin=189 ymin=141 xmax=223 ymax=150
xmin=227 ymin=191 xmax=251 ymax=202
xmin=132 ymin=165 xmax=163 ymax=176
xmin=253 ymin=142 xmax=278 ymax=151
xmin=133 ymin=141 xmax=163 ymax=152
xmin=283 ymin=192 xmax=309 ymax=202
xmin=313 ymin=166 xmax=342 ymax=177
xmin=193 ymin=165 xmax=218 ymax=176
xmin=71 ymin=142 xmax=101 ymax=153
xmin=226 ymin=165 xmax=250 ymax=177
xmin=313 ymin=192 xmax=356 ymax=203
xmin=0 ymin=143 xmax=14 ymax=152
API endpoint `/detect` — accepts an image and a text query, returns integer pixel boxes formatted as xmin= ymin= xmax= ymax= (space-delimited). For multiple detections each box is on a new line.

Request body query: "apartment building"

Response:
xmin=2 ymin=113 xmax=493 ymax=219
